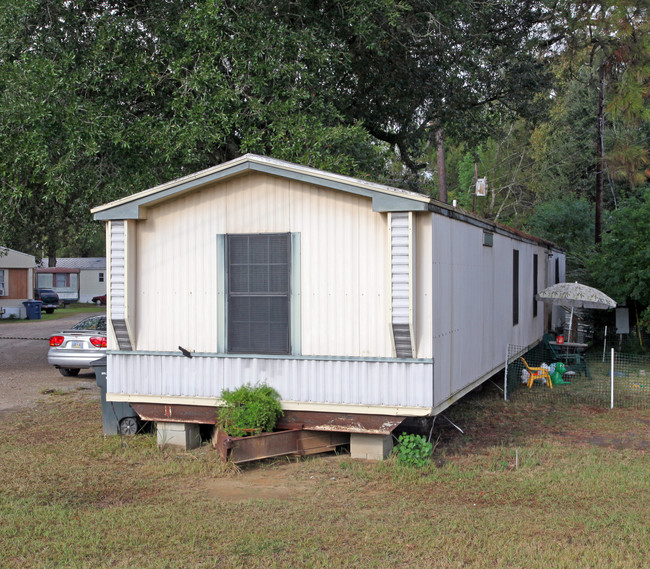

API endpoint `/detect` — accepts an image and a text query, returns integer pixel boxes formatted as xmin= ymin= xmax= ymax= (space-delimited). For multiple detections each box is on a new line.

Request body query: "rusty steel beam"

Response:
xmin=131 ymin=403 xmax=220 ymax=424
xmin=213 ymin=428 xmax=348 ymax=464
xmin=130 ymin=403 xmax=406 ymax=435
xmin=277 ymin=411 xmax=406 ymax=435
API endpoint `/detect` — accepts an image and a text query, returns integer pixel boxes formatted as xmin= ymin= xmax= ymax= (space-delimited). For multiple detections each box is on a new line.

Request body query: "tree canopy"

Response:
xmin=0 ymin=0 xmax=648 ymax=346
xmin=0 ymin=0 xmax=558 ymax=262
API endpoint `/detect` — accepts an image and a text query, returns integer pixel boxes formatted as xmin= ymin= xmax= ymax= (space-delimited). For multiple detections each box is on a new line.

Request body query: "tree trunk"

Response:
xmin=47 ymin=242 xmax=57 ymax=267
xmin=472 ymin=161 xmax=478 ymax=214
xmin=436 ymin=127 xmax=447 ymax=203
xmin=595 ymin=62 xmax=605 ymax=245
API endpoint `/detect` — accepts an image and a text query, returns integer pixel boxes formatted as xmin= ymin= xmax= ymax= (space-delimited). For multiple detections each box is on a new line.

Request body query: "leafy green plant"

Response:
xmin=393 ymin=433 xmax=433 ymax=468
xmin=218 ymin=383 xmax=283 ymax=437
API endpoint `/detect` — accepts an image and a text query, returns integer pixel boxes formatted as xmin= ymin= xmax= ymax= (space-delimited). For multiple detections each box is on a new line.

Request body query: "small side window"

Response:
xmin=513 ymin=250 xmax=519 ymax=326
xmin=533 ymin=254 xmax=538 ymax=318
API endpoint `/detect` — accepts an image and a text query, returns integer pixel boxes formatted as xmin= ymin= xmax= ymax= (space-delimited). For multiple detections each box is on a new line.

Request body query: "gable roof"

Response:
xmin=52 ymin=257 xmax=106 ymax=270
xmin=91 ymin=154 xmax=432 ymax=221
xmin=0 ymin=247 xmax=36 ymax=268
xmin=91 ymin=154 xmax=561 ymax=251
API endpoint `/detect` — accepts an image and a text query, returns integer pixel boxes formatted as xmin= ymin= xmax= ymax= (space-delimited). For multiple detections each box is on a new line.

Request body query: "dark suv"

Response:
xmin=34 ymin=288 xmax=60 ymax=314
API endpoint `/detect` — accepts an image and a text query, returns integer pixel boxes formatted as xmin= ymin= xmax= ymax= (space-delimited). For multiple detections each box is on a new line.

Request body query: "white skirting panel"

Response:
xmin=107 ymin=353 xmax=434 ymax=410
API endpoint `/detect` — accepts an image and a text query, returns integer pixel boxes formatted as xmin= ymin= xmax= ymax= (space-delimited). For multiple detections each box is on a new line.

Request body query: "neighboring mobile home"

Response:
xmin=36 ymin=258 xmax=106 ymax=304
xmin=36 ymin=266 xmax=80 ymax=304
xmin=0 ymin=248 xmax=36 ymax=318
xmin=92 ymin=155 xmax=565 ymax=458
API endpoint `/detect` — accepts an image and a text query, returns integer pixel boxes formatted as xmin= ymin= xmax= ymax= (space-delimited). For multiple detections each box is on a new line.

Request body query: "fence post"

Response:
xmin=610 ymin=348 xmax=615 ymax=409
xmin=504 ymin=345 xmax=509 ymax=402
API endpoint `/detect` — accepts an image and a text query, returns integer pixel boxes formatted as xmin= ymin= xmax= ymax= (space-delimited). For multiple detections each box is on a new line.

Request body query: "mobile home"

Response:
xmin=0 ymin=248 xmax=36 ymax=318
xmin=92 ymin=155 xmax=564 ymax=458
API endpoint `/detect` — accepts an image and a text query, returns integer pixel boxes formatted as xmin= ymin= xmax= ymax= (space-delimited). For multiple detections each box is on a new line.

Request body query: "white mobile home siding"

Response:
xmin=79 ymin=270 xmax=106 ymax=302
xmin=96 ymin=155 xmax=562 ymax=417
xmin=430 ymin=217 xmax=547 ymax=407
xmin=132 ymin=172 xmax=397 ymax=358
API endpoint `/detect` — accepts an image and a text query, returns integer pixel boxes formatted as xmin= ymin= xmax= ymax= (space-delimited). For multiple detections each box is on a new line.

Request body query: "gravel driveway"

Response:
xmin=0 ymin=314 xmax=102 ymax=420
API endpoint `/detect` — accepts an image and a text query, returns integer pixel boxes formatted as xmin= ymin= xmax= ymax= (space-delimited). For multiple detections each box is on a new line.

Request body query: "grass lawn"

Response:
xmin=0 ymin=303 xmax=104 ymax=325
xmin=510 ymin=354 xmax=650 ymax=409
xmin=0 ymin=385 xmax=647 ymax=568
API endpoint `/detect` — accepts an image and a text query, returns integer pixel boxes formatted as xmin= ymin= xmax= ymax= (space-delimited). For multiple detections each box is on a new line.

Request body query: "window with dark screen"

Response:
xmin=227 ymin=234 xmax=290 ymax=354
xmin=513 ymin=249 xmax=519 ymax=326
xmin=533 ymin=253 xmax=538 ymax=318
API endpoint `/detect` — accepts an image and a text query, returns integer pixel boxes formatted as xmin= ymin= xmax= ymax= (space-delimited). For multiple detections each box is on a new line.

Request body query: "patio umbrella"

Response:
xmin=536 ymin=282 xmax=616 ymax=341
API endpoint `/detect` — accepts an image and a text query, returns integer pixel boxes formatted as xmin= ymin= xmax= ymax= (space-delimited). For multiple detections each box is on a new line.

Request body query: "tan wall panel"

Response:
xmin=134 ymin=173 xmax=392 ymax=357
xmin=79 ymin=270 xmax=106 ymax=302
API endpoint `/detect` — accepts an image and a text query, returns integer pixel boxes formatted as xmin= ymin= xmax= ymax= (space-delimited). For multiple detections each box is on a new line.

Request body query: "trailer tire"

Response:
xmin=120 ymin=417 xmax=139 ymax=436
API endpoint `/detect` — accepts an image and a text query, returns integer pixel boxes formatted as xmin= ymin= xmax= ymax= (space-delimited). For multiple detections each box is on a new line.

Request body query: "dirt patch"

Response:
xmin=554 ymin=430 xmax=650 ymax=450
xmin=200 ymin=456 xmax=351 ymax=502
xmin=202 ymin=468 xmax=312 ymax=502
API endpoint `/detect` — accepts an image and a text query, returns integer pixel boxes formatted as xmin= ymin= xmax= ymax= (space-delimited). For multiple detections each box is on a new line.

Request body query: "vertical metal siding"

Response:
xmin=107 ymin=352 xmax=434 ymax=409
xmin=415 ymin=215 xmax=433 ymax=358
xmin=430 ymin=217 xmax=548 ymax=408
xmin=134 ymin=173 xmax=391 ymax=357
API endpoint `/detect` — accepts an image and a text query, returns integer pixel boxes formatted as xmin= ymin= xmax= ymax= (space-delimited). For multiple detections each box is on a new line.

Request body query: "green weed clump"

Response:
xmin=218 ymin=383 xmax=283 ymax=436
xmin=393 ymin=433 xmax=433 ymax=467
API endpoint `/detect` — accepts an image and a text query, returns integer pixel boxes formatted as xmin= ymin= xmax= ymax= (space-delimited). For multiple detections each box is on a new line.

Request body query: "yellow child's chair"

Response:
xmin=520 ymin=358 xmax=553 ymax=389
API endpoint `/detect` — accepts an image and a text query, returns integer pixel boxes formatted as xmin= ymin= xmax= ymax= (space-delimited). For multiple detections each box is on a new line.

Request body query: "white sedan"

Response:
xmin=48 ymin=315 xmax=107 ymax=376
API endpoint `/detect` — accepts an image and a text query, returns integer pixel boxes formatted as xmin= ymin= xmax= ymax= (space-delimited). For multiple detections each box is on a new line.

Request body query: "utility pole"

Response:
xmin=595 ymin=61 xmax=606 ymax=244
xmin=436 ymin=127 xmax=447 ymax=203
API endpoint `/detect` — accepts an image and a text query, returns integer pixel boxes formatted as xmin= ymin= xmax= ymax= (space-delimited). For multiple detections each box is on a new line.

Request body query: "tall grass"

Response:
xmin=0 ymin=390 xmax=647 ymax=568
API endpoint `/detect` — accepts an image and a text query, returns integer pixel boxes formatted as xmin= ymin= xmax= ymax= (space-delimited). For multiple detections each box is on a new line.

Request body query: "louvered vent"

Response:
xmin=110 ymin=221 xmax=133 ymax=350
xmin=390 ymin=213 xmax=414 ymax=358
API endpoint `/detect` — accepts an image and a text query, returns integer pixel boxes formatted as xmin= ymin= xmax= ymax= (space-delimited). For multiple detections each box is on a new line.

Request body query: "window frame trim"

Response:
xmin=0 ymin=269 xmax=7 ymax=296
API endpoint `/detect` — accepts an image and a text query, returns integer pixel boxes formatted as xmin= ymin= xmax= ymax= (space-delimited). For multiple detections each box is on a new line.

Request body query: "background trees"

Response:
xmin=0 ymin=0 xmax=648 ymax=344
xmin=0 ymin=0 xmax=557 ymax=262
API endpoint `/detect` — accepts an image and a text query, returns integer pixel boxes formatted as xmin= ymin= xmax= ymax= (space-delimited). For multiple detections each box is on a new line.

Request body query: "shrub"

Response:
xmin=218 ymin=383 xmax=283 ymax=437
xmin=393 ymin=433 xmax=433 ymax=468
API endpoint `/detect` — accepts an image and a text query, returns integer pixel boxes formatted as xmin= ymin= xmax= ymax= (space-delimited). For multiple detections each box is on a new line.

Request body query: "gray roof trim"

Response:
xmin=92 ymin=154 xmax=431 ymax=220
xmin=427 ymin=202 xmax=562 ymax=252
xmin=251 ymin=162 xmax=430 ymax=212
xmin=93 ymin=162 xmax=251 ymax=220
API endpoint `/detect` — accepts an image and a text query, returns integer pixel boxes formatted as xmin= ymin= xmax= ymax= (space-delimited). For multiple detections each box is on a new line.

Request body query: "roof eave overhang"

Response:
xmin=427 ymin=202 xmax=562 ymax=251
